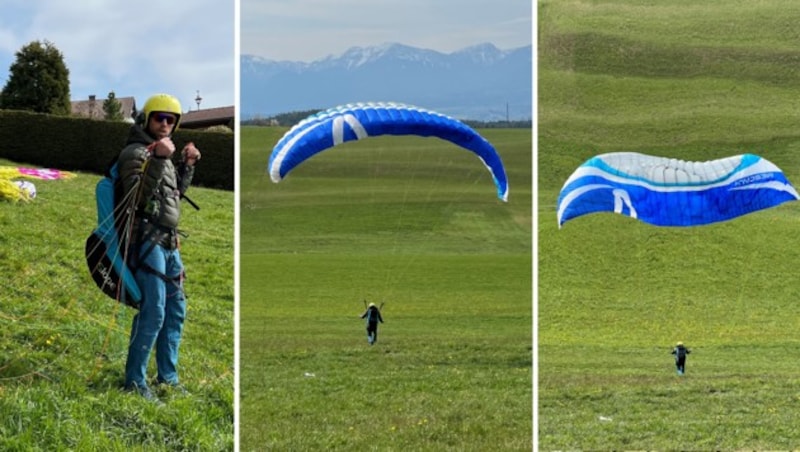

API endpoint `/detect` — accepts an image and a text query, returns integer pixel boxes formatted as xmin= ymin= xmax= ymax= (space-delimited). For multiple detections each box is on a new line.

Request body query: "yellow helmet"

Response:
xmin=676 ymin=341 xmax=683 ymax=346
xmin=142 ymin=93 xmax=182 ymax=130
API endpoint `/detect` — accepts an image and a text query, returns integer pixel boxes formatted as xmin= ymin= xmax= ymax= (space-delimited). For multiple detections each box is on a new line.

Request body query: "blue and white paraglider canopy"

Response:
xmin=268 ymin=102 xmax=509 ymax=202
xmin=557 ymin=152 xmax=799 ymax=227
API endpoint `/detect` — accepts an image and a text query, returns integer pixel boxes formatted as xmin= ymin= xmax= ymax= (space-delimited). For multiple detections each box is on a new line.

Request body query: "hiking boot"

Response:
xmin=124 ymin=383 xmax=162 ymax=404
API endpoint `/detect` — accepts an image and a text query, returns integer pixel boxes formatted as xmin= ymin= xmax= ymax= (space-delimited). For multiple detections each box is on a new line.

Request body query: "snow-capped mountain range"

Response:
xmin=241 ymin=42 xmax=532 ymax=121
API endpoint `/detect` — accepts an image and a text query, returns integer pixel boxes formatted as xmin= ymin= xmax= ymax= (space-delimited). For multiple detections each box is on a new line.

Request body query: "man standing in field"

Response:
xmin=119 ymin=93 xmax=201 ymax=401
xmin=360 ymin=302 xmax=384 ymax=345
xmin=671 ymin=341 xmax=691 ymax=375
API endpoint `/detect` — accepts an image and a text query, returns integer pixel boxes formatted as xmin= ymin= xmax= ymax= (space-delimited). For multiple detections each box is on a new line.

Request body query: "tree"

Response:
xmin=0 ymin=40 xmax=71 ymax=115
xmin=103 ymin=91 xmax=124 ymax=121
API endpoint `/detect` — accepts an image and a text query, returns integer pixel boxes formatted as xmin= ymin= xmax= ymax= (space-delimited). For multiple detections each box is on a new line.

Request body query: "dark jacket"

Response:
xmin=671 ymin=345 xmax=690 ymax=360
xmin=118 ymin=125 xmax=194 ymax=238
xmin=361 ymin=306 xmax=383 ymax=326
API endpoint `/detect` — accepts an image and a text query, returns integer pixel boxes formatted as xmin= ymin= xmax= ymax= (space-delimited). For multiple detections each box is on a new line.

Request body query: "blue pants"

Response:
xmin=366 ymin=323 xmax=378 ymax=345
xmin=125 ymin=242 xmax=186 ymax=388
xmin=676 ymin=357 xmax=686 ymax=374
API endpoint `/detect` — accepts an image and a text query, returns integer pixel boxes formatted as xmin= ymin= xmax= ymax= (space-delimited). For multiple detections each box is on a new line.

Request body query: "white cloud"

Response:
xmin=0 ymin=0 xmax=235 ymax=109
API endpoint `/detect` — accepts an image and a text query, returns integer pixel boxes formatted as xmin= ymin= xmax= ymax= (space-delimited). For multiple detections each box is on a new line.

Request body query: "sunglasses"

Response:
xmin=153 ymin=113 xmax=177 ymax=125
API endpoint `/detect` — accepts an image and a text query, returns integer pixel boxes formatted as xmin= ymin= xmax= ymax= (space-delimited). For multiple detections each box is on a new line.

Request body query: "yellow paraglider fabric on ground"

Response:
xmin=0 ymin=166 xmax=75 ymax=201
xmin=0 ymin=179 xmax=31 ymax=202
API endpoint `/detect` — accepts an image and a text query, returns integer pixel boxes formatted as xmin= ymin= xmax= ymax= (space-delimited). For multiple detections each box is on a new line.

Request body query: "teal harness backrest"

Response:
xmin=84 ymin=162 xmax=142 ymax=307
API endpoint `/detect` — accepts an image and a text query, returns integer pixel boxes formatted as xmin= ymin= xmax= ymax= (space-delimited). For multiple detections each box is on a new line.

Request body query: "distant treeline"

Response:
xmin=461 ymin=119 xmax=532 ymax=129
xmin=242 ymin=110 xmax=532 ymax=129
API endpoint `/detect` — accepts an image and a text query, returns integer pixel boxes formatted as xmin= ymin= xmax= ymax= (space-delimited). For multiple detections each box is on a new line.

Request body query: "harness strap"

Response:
xmin=138 ymin=261 xmax=183 ymax=287
xmin=134 ymin=231 xmax=184 ymax=290
xmin=128 ymin=219 xmax=181 ymax=281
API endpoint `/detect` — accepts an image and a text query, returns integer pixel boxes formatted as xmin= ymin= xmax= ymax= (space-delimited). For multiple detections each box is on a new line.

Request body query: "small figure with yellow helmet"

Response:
xmin=671 ymin=341 xmax=691 ymax=375
xmin=360 ymin=301 xmax=384 ymax=345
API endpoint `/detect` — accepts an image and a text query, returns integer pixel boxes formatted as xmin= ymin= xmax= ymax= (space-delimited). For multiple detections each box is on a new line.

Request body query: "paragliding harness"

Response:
xmin=85 ymin=160 xmax=144 ymax=308
xmin=85 ymin=150 xmax=199 ymax=309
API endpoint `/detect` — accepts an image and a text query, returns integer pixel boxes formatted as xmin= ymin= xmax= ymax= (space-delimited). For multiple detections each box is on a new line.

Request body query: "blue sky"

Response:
xmin=0 ymin=0 xmax=235 ymax=111
xmin=241 ymin=0 xmax=532 ymax=61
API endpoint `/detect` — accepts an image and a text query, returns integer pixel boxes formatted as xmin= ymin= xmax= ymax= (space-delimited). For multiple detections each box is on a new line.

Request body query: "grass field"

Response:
xmin=539 ymin=1 xmax=800 ymax=449
xmin=0 ymin=157 xmax=233 ymax=450
xmin=239 ymin=126 xmax=532 ymax=450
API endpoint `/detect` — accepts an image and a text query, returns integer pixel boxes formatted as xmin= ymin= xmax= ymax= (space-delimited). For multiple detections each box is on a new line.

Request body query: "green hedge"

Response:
xmin=0 ymin=110 xmax=233 ymax=190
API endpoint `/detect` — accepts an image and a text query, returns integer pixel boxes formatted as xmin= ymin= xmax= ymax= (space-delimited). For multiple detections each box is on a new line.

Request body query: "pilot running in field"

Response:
xmin=360 ymin=302 xmax=384 ymax=345
xmin=671 ymin=341 xmax=691 ymax=375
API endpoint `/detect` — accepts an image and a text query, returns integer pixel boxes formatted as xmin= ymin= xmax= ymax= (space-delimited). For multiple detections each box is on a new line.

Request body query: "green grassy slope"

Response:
xmin=0 ymin=158 xmax=233 ymax=450
xmin=239 ymin=126 xmax=532 ymax=450
xmin=539 ymin=1 xmax=800 ymax=449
